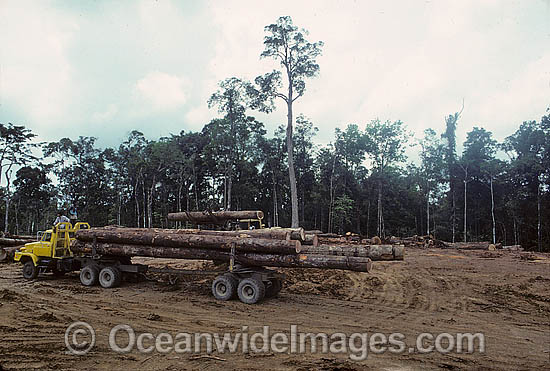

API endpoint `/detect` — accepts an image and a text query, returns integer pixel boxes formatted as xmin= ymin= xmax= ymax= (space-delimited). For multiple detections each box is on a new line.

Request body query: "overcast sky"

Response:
xmin=1 ymin=0 xmax=549 ymax=157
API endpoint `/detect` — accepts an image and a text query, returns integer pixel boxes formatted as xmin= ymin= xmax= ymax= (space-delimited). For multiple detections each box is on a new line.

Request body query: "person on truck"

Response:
xmin=54 ymin=212 xmax=70 ymax=228
xmin=69 ymin=206 xmax=78 ymax=225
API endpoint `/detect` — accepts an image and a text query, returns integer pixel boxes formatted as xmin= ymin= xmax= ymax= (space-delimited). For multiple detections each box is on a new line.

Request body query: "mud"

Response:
xmin=0 ymin=248 xmax=549 ymax=370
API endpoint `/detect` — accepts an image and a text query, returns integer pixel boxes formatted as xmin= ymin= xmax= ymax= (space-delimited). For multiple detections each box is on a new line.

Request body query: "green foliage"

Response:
xmin=260 ymin=16 xmax=324 ymax=101
xmin=364 ymin=119 xmax=410 ymax=173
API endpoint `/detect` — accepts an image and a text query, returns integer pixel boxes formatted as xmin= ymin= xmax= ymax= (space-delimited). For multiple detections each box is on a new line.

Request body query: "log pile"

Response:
xmin=385 ymin=235 xmax=518 ymax=251
xmin=72 ymin=225 xmax=404 ymax=272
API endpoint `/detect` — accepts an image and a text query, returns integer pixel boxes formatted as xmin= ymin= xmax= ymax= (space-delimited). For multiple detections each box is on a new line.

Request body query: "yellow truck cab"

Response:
xmin=14 ymin=222 xmax=90 ymax=279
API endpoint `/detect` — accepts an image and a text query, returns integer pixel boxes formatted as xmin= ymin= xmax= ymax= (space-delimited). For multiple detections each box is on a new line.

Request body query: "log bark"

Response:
xmin=0 ymin=237 xmax=35 ymax=246
xmin=317 ymin=233 xmax=340 ymax=238
xmin=502 ymin=245 xmax=523 ymax=251
xmin=269 ymin=228 xmax=305 ymax=241
xmin=305 ymin=230 xmax=323 ymax=235
xmin=167 ymin=210 xmax=264 ymax=224
xmin=75 ymin=228 xmax=299 ymax=254
xmin=442 ymin=242 xmax=499 ymax=250
xmin=70 ymin=241 xmax=372 ymax=272
xmin=98 ymin=227 xmax=291 ymax=241
xmin=297 ymin=244 xmax=404 ymax=261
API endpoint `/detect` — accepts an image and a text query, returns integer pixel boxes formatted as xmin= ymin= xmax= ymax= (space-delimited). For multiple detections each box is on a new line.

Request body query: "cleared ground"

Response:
xmin=1 ymin=247 xmax=549 ymax=370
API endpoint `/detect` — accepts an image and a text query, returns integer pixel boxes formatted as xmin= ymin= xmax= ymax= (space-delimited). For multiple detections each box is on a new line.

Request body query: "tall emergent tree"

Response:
xmin=255 ymin=16 xmax=323 ymax=227
xmin=441 ymin=101 xmax=464 ymax=242
xmin=0 ymin=123 xmax=37 ymax=233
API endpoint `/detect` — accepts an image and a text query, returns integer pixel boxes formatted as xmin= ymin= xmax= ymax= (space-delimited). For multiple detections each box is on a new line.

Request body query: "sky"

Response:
xmin=1 ymin=0 xmax=549 ymax=158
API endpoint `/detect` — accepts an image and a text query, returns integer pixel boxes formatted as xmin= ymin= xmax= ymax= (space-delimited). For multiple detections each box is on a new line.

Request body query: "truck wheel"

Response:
xmin=265 ymin=278 xmax=283 ymax=298
xmin=22 ymin=261 xmax=38 ymax=280
xmin=99 ymin=266 xmax=122 ymax=288
xmin=80 ymin=265 xmax=99 ymax=286
xmin=212 ymin=274 xmax=237 ymax=301
xmin=237 ymin=277 xmax=265 ymax=304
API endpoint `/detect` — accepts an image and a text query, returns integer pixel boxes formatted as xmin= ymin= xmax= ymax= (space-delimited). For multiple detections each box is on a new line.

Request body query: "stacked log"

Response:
xmin=71 ymin=241 xmax=372 ymax=272
xmin=71 ymin=226 xmax=400 ymax=272
xmin=75 ymin=228 xmax=300 ymax=254
xmin=167 ymin=210 xmax=264 ymax=224
xmin=0 ymin=236 xmax=35 ymax=247
xmin=297 ymin=244 xmax=405 ymax=261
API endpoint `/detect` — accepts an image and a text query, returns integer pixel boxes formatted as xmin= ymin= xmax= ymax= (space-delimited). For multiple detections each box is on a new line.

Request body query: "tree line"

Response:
xmin=1 ymin=16 xmax=548 ymax=251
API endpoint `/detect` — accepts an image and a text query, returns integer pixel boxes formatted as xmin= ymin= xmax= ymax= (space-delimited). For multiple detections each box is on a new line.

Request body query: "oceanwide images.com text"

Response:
xmin=65 ymin=322 xmax=485 ymax=361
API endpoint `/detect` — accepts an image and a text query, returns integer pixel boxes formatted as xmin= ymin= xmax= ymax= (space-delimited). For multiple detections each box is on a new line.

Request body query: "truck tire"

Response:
xmin=212 ymin=274 xmax=237 ymax=301
xmin=80 ymin=265 xmax=99 ymax=286
xmin=265 ymin=278 xmax=283 ymax=298
xmin=99 ymin=266 xmax=122 ymax=288
xmin=22 ymin=261 xmax=38 ymax=280
xmin=237 ymin=277 xmax=265 ymax=304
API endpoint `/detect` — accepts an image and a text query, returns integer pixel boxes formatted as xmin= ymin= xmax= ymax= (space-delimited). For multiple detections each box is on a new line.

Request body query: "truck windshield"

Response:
xmin=42 ymin=232 xmax=52 ymax=242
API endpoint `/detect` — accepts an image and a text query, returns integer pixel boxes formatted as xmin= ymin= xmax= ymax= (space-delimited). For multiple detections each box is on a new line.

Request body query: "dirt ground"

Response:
xmin=1 ymin=247 xmax=549 ymax=370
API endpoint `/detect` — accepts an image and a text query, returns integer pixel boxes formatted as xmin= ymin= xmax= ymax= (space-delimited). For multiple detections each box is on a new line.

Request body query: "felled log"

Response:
xmin=288 ymin=228 xmax=306 ymax=241
xmin=318 ymin=236 xmax=347 ymax=244
xmin=305 ymin=230 xmax=323 ymax=235
xmin=0 ymin=237 xmax=35 ymax=246
xmin=442 ymin=242 xmax=498 ymax=250
xmin=70 ymin=241 xmax=372 ymax=272
xmin=297 ymin=244 xmax=404 ymax=261
xmin=75 ymin=228 xmax=299 ymax=254
xmin=167 ymin=211 xmax=264 ymax=224
xmin=95 ymin=227 xmax=292 ymax=241
xmin=502 ymin=245 xmax=523 ymax=251
xmin=317 ymin=233 xmax=340 ymax=238
xmin=302 ymin=234 xmax=319 ymax=247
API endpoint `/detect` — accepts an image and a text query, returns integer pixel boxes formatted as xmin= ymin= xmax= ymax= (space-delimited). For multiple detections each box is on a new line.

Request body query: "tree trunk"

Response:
xmin=134 ymin=176 xmax=140 ymax=227
xmin=286 ymin=100 xmax=299 ymax=228
xmin=4 ymin=168 xmax=12 ymax=234
xmin=452 ymin=189 xmax=456 ymax=243
xmin=366 ymin=200 xmax=370 ymax=238
xmin=377 ymin=179 xmax=383 ymax=237
xmin=490 ymin=176 xmax=496 ymax=245
xmin=193 ymin=167 xmax=199 ymax=210
xmin=426 ymin=187 xmax=430 ymax=236
xmin=272 ymin=173 xmax=279 ymax=227
xmin=537 ymin=180 xmax=541 ymax=252
xmin=142 ymin=177 xmax=146 ymax=228
xmin=462 ymin=166 xmax=468 ymax=243
xmin=75 ymin=229 xmax=300 ymax=254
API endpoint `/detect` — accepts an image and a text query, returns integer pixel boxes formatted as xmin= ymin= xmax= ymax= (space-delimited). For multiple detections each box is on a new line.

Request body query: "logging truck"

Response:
xmin=12 ymin=211 xmax=382 ymax=304
xmin=13 ymin=222 xmax=284 ymax=304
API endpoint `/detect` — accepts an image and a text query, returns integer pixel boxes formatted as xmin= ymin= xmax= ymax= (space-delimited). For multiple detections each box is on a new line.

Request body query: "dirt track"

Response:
xmin=1 ymin=248 xmax=549 ymax=370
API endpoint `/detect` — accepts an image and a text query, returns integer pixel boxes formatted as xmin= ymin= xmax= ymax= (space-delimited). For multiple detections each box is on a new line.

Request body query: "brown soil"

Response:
xmin=0 ymin=248 xmax=549 ymax=370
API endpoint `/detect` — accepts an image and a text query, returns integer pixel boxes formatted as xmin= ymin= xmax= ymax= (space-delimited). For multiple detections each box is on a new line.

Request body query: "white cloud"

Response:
xmin=134 ymin=71 xmax=189 ymax=111
xmin=0 ymin=1 xmax=78 ymax=128
xmin=0 ymin=0 xmax=548 ymax=152
xmin=91 ymin=104 xmax=118 ymax=124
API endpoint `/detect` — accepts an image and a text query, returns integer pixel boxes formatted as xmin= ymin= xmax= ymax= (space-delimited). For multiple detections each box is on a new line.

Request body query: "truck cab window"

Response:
xmin=42 ymin=233 xmax=52 ymax=242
